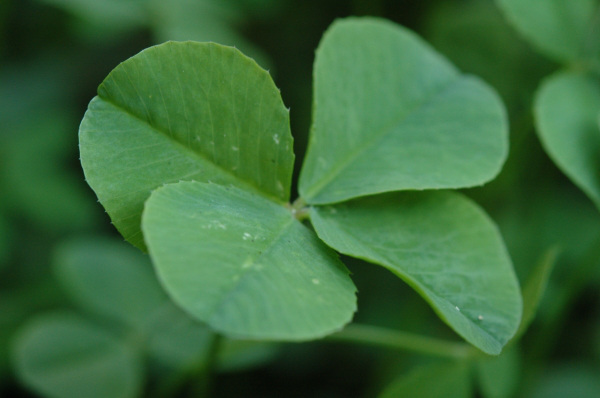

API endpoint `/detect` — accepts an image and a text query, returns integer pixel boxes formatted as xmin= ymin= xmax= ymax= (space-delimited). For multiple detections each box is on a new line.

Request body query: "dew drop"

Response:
xmin=312 ymin=279 xmax=320 ymax=285
xmin=273 ymin=134 xmax=280 ymax=144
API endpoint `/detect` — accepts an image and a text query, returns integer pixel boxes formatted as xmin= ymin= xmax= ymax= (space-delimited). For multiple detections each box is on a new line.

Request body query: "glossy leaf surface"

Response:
xmin=80 ymin=41 xmax=293 ymax=248
xmin=299 ymin=18 xmax=507 ymax=204
xmin=310 ymin=191 xmax=521 ymax=354
xmin=535 ymin=72 xmax=600 ymax=211
xmin=496 ymin=0 xmax=598 ymax=62
xmin=12 ymin=312 xmax=143 ymax=398
xmin=142 ymin=181 xmax=356 ymax=340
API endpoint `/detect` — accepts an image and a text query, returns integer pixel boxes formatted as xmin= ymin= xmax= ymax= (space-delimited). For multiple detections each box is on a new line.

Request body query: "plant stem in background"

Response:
xmin=190 ymin=333 xmax=223 ymax=398
xmin=327 ymin=324 xmax=478 ymax=359
xmin=154 ymin=333 xmax=223 ymax=398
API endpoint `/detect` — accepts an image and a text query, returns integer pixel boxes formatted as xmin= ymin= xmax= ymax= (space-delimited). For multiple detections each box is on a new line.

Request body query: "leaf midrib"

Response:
xmin=313 ymin=210 xmax=505 ymax=348
xmin=97 ymin=95 xmax=285 ymax=205
xmin=207 ymin=214 xmax=296 ymax=327
xmin=303 ymin=74 xmax=462 ymax=202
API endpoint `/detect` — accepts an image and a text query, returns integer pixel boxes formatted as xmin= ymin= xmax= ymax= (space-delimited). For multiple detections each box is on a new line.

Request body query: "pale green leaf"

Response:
xmin=80 ymin=41 xmax=293 ymax=248
xmin=299 ymin=17 xmax=507 ymax=205
xmin=495 ymin=0 xmax=598 ymax=63
xmin=54 ymin=238 xmax=167 ymax=329
xmin=476 ymin=345 xmax=521 ymax=398
xmin=379 ymin=361 xmax=471 ymax=398
xmin=12 ymin=312 xmax=143 ymax=398
xmin=310 ymin=192 xmax=522 ymax=354
xmin=142 ymin=181 xmax=356 ymax=340
xmin=535 ymin=72 xmax=600 ymax=211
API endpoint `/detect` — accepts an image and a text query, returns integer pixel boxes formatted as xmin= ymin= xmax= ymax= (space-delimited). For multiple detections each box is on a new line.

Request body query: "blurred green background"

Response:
xmin=1 ymin=0 xmax=599 ymax=397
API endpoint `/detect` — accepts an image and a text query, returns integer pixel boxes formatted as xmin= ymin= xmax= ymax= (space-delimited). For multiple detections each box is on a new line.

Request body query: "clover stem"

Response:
xmin=290 ymin=197 xmax=310 ymax=221
xmin=194 ymin=333 xmax=223 ymax=397
xmin=326 ymin=323 xmax=478 ymax=360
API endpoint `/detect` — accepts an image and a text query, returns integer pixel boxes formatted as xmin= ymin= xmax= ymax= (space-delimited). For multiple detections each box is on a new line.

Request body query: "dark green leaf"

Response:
xmin=142 ymin=181 xmax=356 ymax=340
xmin=38 ymin=0 xmax=146 ymax=31
xmin=80 ymin=42 xmax=293 ymax=248
xmin=514 ymin=249 xmax=557 ymax=340
xmin=379 ymin=361 xmax=471 ymax=398
xmin=495 ymin=0 xmax=598 ymax=63
xmin=476 ymin=345 xmax=521 ymax=398
xmin=4 ymin=110 xmax=100 ymax=232
xmin=151 ymin=0 xmax=270 ymax=68
xmin=530 ymin=365 xmax=600 ymax=398
xmin=535 ymin=72 xmax=600 ymax=211
xmin=216 ymin=339 xmax=279 ymax=372
xmin=146 ymin=305 xmax=278 ymax=371
xmin=299 ymin=18 xmax=507 ymax=204
xmin=145 ymin=304 xmax=214 ymax=368
xmin=54 ymin=238 xmax=167 ymax=329
xmin=310 ymin=191 xmax=521 ymax=354
xmin=12 ymin=312 xmax=143 ymax=398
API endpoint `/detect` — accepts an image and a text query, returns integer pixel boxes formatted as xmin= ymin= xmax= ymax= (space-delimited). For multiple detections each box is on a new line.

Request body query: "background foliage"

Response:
xmin=1 ymin=0 xmax=599 ymax=397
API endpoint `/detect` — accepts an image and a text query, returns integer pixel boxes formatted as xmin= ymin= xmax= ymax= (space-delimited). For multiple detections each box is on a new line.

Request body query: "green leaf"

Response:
xmin=12 ymin=312 xmax=143 ymax=398
xmin=535 ymin=72 xmax=600 ymax=211
xmin=425 ymin=1 xmax=553 ymax=113
xmin=530 ymin=365 xmax=600 ymax=398
xmin=150 ymin=0 xmax=270 ymax=68
xmin=38 ymin=0 xmax=146 ymax=29
xmin=53 ymin=238 xmax=167 ymax=329
xmin=4 ymin=109 xmax=100 ymax=232
xmin=146 ymin=305 xmax=278 ymax=371
xmin=142 ymin=181 xmax=357 ymax=340
xmin=310 ymin=191 xmax=522 ymax=354
xmin=476 ymin=345 xmax=521 ymax=398
xmin=0 ymin=281 xmax=67 ymax=378
xmin=217 ymin=339 xmax=279 ymax=372
xmin=495 ymin=0 xmax=598 ymax=63
xmin=379 ymin=361 xmax=471 ymax=398
xmin=79 ymin=41 xmax=293 ymax=248
xmin=299 ymin=17 xmax=507 ymax=205
xmin=514 ymin=249 xmax=557 ymax=340
xmin=145 ymin=304 xmax=214 ymax=368
xmin=54 ymin=238 xmax=220 ymax=370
